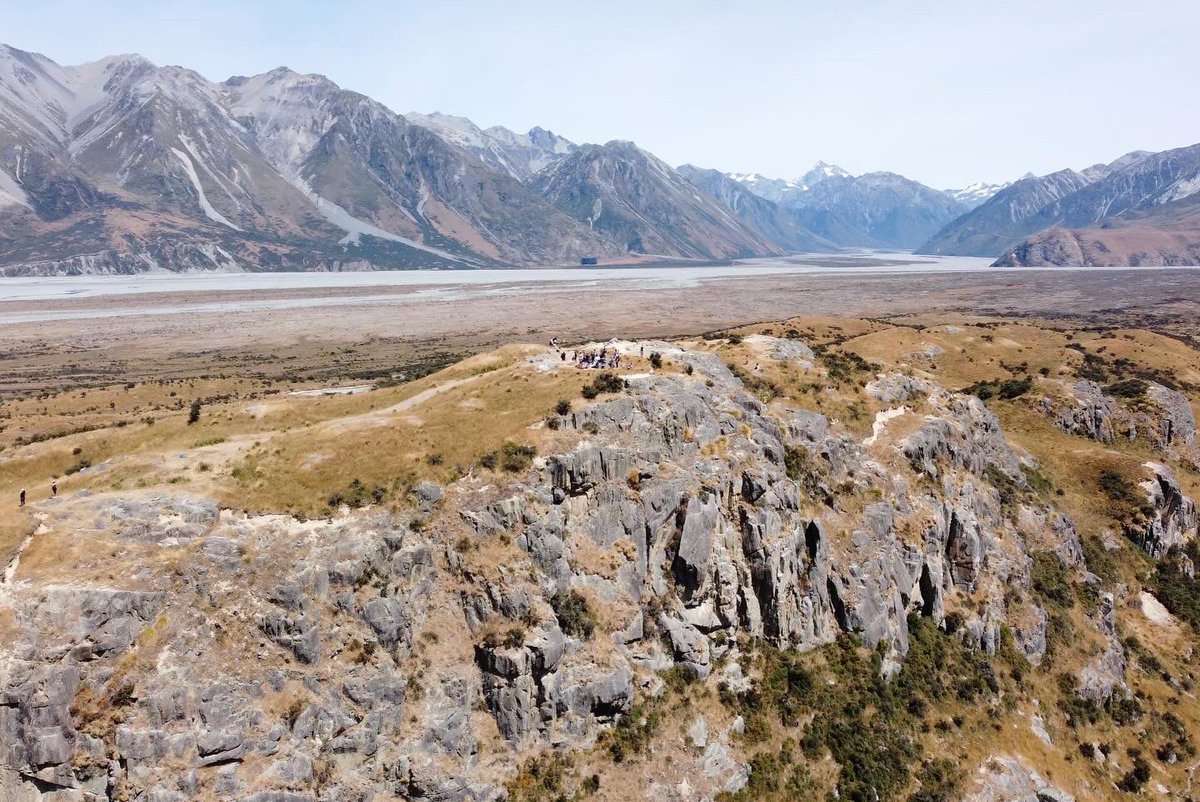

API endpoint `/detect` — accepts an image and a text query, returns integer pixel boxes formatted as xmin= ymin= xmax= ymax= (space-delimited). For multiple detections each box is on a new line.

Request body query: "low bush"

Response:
xmin=1105 ymin=378 xmax=1148 ymax=399
xmin=550 ymin=589 xmax=596 ymax=639
xmin=327 ymin=479 xmax=386 ymax=509
xmin=581 ymin=372 xmax=625 ymax=399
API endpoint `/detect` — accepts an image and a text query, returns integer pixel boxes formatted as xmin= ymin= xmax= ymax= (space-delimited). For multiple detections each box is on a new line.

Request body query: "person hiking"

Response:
xmin=19 ymin=488 xmax=26 ymax=507
xmin=51 ymin=481 xmax=57 ymax=497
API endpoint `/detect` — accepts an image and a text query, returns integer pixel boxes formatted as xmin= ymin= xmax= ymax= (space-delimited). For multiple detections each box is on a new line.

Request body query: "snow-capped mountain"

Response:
xmin=943 ymin=181 xmax=1012 ymax=209
xmin=727 ymin=162 xmax=851 ymax=206
xmin=918 ymin=169 xmax=1095 ymax=257
xmin=730 ymin=164 xmax=967 ymax=249
xmin=725 ymin=173 xmax=805 ymax=204
xmin=799 ymin=161 xmax=851 ymax=186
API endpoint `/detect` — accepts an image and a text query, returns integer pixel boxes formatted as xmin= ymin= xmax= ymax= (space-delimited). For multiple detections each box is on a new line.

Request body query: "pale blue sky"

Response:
xmin=7 ymin=0 xmax=1199 ymax=188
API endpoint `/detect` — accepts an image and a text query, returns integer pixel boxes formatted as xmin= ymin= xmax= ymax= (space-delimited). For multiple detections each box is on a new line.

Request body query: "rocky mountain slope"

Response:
xmin=404 ymin=112 xmax=575 ymax=184
xmin=0 ymin=44 xmax=795 ymax=275
xmin=534 ymin=142 xmax=787 ymax=259
xmin=922 ymin=145 xmax=1200 ymax=263
xmin=675 ymin=165 xmax=835 ymax=253
xmin=917 ymin=169 xmax=1097 ymax=257
xmin=731 ymin=164 xmax=968 ymax=249
xmin=3 ymin=317 xmax=1199 ymax=801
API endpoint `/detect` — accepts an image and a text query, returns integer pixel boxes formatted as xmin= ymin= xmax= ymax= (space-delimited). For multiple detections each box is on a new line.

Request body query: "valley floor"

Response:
xmin=2 ymin=266 xmax=1200 ymax=393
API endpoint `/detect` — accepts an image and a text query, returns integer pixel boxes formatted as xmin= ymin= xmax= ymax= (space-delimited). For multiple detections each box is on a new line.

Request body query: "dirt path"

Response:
xmin=321 ymin=376 xmax=478 ymax=432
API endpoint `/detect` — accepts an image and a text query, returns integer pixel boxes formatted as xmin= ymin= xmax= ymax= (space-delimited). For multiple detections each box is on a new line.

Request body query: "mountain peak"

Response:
xmin=799 ymin=161 xmax=852 ymax=185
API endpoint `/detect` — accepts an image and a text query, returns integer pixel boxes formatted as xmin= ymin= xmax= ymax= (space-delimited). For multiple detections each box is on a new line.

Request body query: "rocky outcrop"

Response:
xmin=963 ymin=754 xmax=1075 ymax=802
xmin=1128 ymin=462 xmax=1199 ymax=558
xmin=0 ymin=348 xmax=1097 ymax=800
xmin=1041 ymin=379 xmax=1198 ymax=463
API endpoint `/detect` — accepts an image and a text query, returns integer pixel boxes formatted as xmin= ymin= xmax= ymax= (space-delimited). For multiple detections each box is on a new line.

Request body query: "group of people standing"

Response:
xmin=573 ymin=347 xmax=621 ymax=369
xmin=551 ymin=337 xmax=634 ymax=370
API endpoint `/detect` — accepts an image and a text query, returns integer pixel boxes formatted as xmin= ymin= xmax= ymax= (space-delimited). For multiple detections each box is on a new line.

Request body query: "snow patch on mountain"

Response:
xmin=289 ymin=175 xmax=469 ymax=263
xmin=0 ymin=167 xmax=32 ymax=209
xmin=944 ymin=181 xmax=1012 ymax=208
xmin=171 ymin=146 xmax=242 ymax=231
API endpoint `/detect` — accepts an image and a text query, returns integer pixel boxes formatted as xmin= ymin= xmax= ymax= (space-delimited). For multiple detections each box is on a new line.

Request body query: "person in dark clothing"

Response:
xmin=51 ymin=481 xmax=58 ymax=497
xmin=19 ymin=488 xmax=26 ymax=507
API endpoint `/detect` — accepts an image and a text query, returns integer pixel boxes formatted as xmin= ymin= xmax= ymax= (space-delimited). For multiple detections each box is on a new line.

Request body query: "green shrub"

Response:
xmin=64 ymin=458 xmax=92 ymax=476
xmin=1076 ymin=352 xmax=1108 ymax=382
xmin=1030 ymin=552 xmax=1074 ymax=608
xmin=551 ymin=590 xmax=596 ymax=639
xmin=581 ymin=372 xmax=625 ymax=400
xmin=814 ymin=347 xmax=880 ymax=386
xmin=997 ymin=376 xmax=1033 ymax=399
xmin=499 ymin=441 xmax=536 ymax=472
xmin=187 ymin=399 xmax=202 ymax=425
xmin=1105 ymin=378 xmax=1148 ymax=399
xmin=554 ymin=399 xmax=572 ymax=416
xmin=1152 ymin=542 xmax=1200 ymax=636
xmin=1098 ymin=469 xmax=1139 ymax=506
xmin=327 ymin=479 xmax=386 ymax=509
xmin=1117 ymin=750 xmax=1151 ymax=793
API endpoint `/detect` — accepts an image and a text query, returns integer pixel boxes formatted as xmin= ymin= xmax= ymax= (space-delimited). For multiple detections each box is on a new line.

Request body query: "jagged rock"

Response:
xmin=1129 ymin=462 xmax=1198 ymax=557
xmin=361 ymin=597 xmax=413 ymax=647
xmin=673 ymin=494 xmax=720 ymax=600
xmin=196 ymin=727 xmax=246 ymax=766
xmin=1077 ymin=595 xmax=1127 ymax=704
xmin=1046 ymin=379 xmax=1197 ymax=461
xmin=745 ymin=334 xmax=815 ymax=368
xmin=259 ymin=613 xmax=321 ymax=664
xmin=661 ymin=616 xmax=712 ymax=678
xmin=413 ymin=481 xmax=444 ymax=510
xmin=1049 ymin=381 xmax=1118 ymax=443
xmin=867 ymin=373 xmax=933 ymax=404
xmin=1148 ymin=383 xmax=1197 ymax=447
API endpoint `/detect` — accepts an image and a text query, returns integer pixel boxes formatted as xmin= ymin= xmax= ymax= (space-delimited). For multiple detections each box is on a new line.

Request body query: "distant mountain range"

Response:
xmin=0 ymin=43 xmax=1196 ymax=273
xmin=921 ymin=147 xmax=1200 ymax=265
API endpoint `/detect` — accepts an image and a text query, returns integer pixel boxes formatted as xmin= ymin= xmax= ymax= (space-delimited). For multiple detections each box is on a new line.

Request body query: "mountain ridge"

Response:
xmin=0 ymin=44 xmax=793 ymax=274
xmin=919 ymin=146 xmax=1200 ymax=262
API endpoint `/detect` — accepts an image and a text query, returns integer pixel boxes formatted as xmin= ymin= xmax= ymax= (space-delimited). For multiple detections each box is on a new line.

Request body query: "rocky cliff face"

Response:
xmin=992 ymin=201 xmax=1200 ymax=267
xmin=0 ymin=338 xmax=1111 ymax=800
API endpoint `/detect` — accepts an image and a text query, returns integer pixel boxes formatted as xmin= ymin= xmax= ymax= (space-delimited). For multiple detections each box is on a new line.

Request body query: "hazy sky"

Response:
xmin=7 ymin=0 xmax=1199 ymax=188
